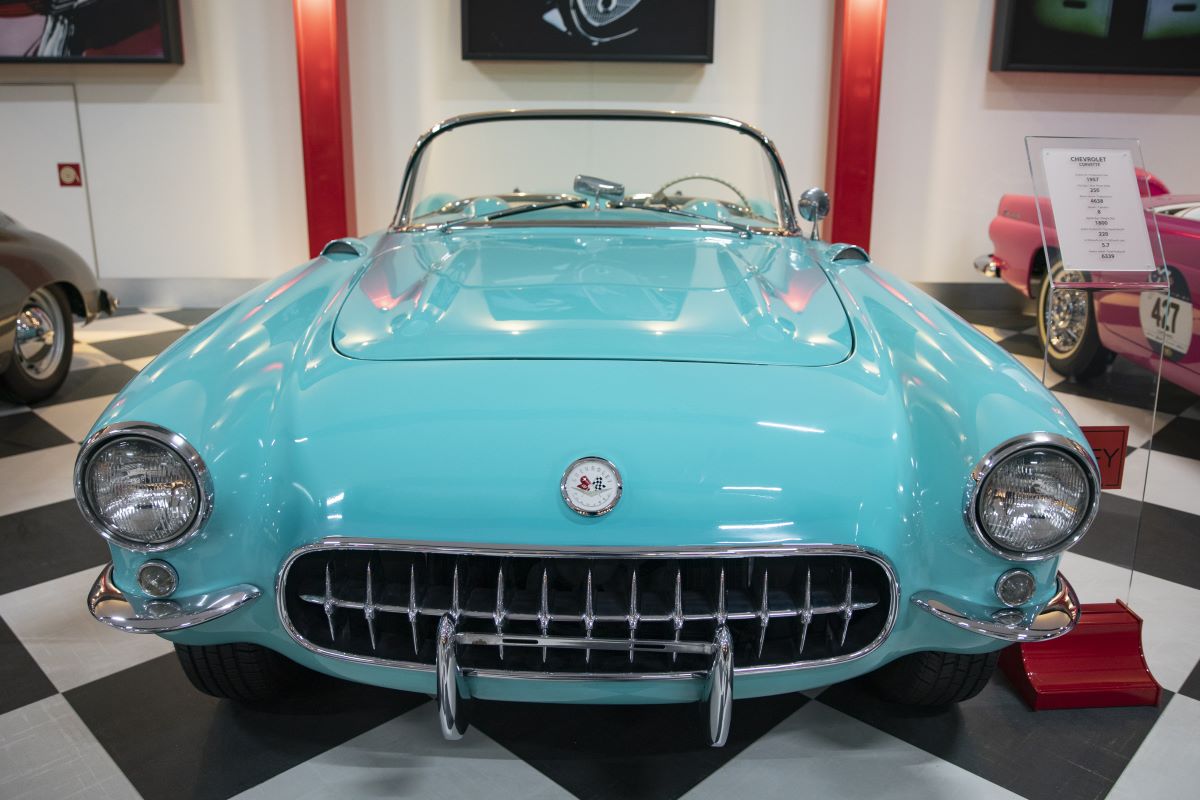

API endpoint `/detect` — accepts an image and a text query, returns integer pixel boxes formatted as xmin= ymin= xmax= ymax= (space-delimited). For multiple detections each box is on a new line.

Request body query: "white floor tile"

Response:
xmin=1108 ymin=448 xmax=1200 ymax=517
xmin=1061 ymin=553 xmax=1200 ymax=693
xmin=231 ymin=703 xmax=572 ymax=800
xmin=1050 ymin=392 xmax=1172 ymax=449
xmin=0 ymin=565 xmax=174 ymax=693
xmin=1180 ymin=402 xmax=1200 ymax=421
xmin=75 ymin=314 xmax=184 ymax=344
xmin=69 ymin=342 xmax=120 ymax=372
xmin=0 ymin=444 xmax=78 ymax=515
xmin=34 ymin=396 xmax=115 ymax=443
xmin=977 ymin=326 xmax=1017 ymax=343
xmin=121 ymin=357 xmax=155 ymax=373
xmin=683 ymin=701 xmax=1021 ymax=800
xmin=0 ymin=694 xmax=140 ymax=800
xmin=1108 ymin=695 xmax=1200 ymax=800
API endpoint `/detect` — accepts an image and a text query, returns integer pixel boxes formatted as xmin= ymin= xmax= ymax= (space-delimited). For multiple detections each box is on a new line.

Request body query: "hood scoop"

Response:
xmin=333 ymin=230 xmax=853 ymax=367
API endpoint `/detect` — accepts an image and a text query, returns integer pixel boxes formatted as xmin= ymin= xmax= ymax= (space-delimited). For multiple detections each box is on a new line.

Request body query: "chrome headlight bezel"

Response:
xmin=74 ymin=422 xmax=213 ymax=552
xmin=966 ymin=432 xmax=1100 ymax=562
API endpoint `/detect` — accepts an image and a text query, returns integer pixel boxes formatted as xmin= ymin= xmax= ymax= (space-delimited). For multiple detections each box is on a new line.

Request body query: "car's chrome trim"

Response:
xmin=74 ymin=422 xmax=215 ymax=553
xmin=390 ymin=109 xmax=800 ymax=234
xmin=964 ymin=432 xmax=1101 ymax=562
xmin=275 ymin=538 xmax=900 ymax=679
xmin=973 ymin=253 xmax=1000 ymax=278
xmin=88 ymin=563 xmax=260 ymax=634
xmin=912 ymin=571 xmax=1080 ymax=642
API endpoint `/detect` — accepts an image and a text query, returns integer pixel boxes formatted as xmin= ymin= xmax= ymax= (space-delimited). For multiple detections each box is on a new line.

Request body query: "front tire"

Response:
xmin=868 ymin=650 xmax=999 ymax=706
xmin=175 ymin=643 xmax=309 ymax=702
xmin=0 ymin=285 xmax=74 ymax=404
xmin=1037 ymin=260 xmax=1113 ymax=381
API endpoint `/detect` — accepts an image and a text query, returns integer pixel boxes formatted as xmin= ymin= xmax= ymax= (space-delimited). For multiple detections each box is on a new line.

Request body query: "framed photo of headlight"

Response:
xmin=1020 ymin=135 xmax=1170 ymax=614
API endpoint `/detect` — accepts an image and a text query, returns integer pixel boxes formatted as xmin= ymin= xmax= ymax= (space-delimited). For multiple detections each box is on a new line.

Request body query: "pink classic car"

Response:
xmin=976 ymin=172 xmax=1200 ymax=395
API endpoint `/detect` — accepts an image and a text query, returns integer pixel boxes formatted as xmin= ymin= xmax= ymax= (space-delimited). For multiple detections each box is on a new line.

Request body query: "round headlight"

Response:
xmin=970 ymin=435 xmax=1098 ymax=560
xmin=76 ymin=425 xmax=210 ymax=550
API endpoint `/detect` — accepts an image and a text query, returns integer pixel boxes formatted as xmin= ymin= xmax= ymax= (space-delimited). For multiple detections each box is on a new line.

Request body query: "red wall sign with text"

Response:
xmin=1081 ymin=426 xmax=1129 ymax=490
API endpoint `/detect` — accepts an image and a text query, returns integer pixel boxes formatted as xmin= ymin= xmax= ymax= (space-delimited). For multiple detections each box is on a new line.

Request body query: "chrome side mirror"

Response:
xmin=574 ymin=174 xmax=625 ymax=206
xmin=797 ymin=187 xmax=830 ymax=240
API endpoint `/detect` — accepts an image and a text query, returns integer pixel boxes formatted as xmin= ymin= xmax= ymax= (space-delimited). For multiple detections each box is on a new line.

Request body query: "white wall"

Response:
xmin=1 ymin=0 xmax=307 ymax=304
xmin=346 ymin=0 xmax=833 ymax=233
xmin=872 ymin=0 xmax=1200 ymax=285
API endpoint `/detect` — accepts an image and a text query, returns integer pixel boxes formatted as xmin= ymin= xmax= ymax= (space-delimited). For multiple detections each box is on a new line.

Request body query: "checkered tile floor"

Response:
xmin=2 ymin=305 xmax=1199 ymax=800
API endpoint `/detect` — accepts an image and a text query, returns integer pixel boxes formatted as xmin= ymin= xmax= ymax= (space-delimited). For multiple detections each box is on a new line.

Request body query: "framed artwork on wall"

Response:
xmin=991 ymin=0 xmax=1200 ymax=75
xmin=0 ymin=0 xmax=183 ymax=64
xmin=462 ymin=0 xmax=715 ymax=63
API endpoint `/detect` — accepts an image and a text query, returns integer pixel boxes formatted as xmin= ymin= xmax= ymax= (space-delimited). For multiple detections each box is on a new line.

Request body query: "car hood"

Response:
xmin=332 ymin=229 xmax=853 ymax=366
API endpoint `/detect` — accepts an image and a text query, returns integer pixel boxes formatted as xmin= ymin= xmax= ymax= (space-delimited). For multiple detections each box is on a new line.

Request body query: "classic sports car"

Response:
xmin=976 ymin=172 xmax=1199 ymax=394
xmin=82 ymin=111 xmax=1093 ymax=746
xmin=1 ymin=211 xmax=117 ymax=403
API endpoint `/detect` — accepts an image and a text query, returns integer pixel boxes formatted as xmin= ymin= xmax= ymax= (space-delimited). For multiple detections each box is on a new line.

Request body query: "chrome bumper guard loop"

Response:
xmin=87 ymin=563 xmax=261 ymax=634
xmin=912 ymin=572 xmax=1080 ymax=642
xmin=436 ymin=614 xmax=735 ymax=746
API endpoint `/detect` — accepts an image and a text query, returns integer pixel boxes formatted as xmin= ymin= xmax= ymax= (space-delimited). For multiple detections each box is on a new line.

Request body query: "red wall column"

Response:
xmin=293 ymin=0 xmax=356 ymax=258
xmin=824 ymin=0 xmax=887 ymax=248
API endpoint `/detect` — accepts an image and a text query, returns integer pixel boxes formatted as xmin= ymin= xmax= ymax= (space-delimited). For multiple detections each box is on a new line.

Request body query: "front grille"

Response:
xmin=280 ymin=544 xmax=895 ymax=675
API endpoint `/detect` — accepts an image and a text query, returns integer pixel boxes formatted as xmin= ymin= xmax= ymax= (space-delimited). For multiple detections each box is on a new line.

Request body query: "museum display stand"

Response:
xmin=1002 ymin=137 xmax=1168 ymax=710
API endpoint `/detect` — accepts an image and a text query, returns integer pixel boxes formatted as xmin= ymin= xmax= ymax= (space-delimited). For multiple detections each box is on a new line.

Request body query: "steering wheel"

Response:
xmin=652 ymin=174 xmax=753 ymax=212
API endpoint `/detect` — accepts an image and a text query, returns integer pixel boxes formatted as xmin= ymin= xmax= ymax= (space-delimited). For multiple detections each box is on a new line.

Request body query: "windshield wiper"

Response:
xmin=612 ymin=201 xmax=754 ymax=238
xmin=437 ymin=197 xmax=587 ymax=232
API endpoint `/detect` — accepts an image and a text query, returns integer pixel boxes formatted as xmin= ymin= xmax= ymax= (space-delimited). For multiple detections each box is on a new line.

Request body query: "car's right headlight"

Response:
xmin=75 ymin=423 xmax=212 ymax=551
xmin=967 ymin=433 xmax=1100 ymax=561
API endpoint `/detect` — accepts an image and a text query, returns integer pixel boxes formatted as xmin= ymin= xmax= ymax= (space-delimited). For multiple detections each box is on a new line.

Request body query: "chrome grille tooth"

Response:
xmin=716 ymin=565 xmax=727 ymax=626
xmin=538 ymin=566 xmax=550 ymax=663
xmin=450 ymin=560 xmax=460 ymax=621
xmin=407 ymin=562 xmax=420 ymax=655
xmin=494 ymin=562 xmax=506 ymax=660
xmin=839 ymin=566 xmax=854 ymax=648
xmin=797 ymin=567 xmax=812 ymax=656
xmin=756 ymin=567 xmax=769 ymax=659
xmin=584 ymin=568 xmax=595 ymax=663
xmin=671 ymin=566 xmax=683 ymax=663
xmin=364 ymin=561 xmax=377 ymax=652
xmin=323 ymin=561 xmax=337 ymax=642
xmin=627 ymin=567 xmax=640 ymax=663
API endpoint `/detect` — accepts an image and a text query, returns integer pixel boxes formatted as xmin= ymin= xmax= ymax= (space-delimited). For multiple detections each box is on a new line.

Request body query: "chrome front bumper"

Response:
xmin=912 ymin=572 xmax=1080 ymax=642
xmin=973 ymin=253 xmax=1001 ymax=278
xmin=87 ymin=563 xmax=261 ymax=634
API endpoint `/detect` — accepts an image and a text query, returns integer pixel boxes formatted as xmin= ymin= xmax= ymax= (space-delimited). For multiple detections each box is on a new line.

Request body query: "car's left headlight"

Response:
xmin=967 ymin=433 xmax=1100 ymax=561
xmin=75 ymin=423 xmax=212 ymax=551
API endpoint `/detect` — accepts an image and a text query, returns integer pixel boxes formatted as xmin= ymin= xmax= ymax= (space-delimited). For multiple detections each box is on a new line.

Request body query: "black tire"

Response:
xmin=868 ymin=650 xmax=999 ymax=706
xmin=0 ymin=284 xmax=74 ymax=404
xmin=1037 ymin=259 xmax=1113 ymax=381
xmin=175 ymin=643 xmax=309 ymax=702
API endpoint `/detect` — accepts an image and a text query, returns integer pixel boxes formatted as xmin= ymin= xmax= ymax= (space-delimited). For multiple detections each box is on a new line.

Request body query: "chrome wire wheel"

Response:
xmin=14 ymin=287 xmax=67 ymax=380
xmin=1042 ymin=272 xmax=1089 ymax=359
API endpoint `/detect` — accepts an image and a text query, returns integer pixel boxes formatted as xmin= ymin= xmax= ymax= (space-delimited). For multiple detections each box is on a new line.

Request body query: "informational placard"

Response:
xmin=1041 ymin=148 xmax=1156 ymax=272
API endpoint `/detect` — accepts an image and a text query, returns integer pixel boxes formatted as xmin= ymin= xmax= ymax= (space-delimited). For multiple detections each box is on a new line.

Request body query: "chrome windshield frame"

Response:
xmin=390 ymin=110 xmax=800 ymax=235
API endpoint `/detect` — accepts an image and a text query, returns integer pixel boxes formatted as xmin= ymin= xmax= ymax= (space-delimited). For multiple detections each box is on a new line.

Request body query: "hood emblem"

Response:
xmin=561 ymin=457 xmax=622 ymax=517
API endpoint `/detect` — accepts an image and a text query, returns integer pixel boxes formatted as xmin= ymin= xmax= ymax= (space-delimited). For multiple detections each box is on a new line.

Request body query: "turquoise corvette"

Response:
xmin=79 ymin=111 xmax=1094 ymax=747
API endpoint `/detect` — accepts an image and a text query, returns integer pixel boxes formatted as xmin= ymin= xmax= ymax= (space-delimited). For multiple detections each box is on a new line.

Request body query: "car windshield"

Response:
xmin=397 ymin=115 xmax=790 ymax=232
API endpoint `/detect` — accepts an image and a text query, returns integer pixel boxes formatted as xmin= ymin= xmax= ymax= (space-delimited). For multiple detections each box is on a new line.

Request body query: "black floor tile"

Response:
xmin=0 ymin=411 xmax=72 ymax=458
xmin=1073 ymin=494 xmax=1200 ymax=591
xmin=997 ymin=332 xmax=1044 ymax=359
xmin=1149 ymin=415 xmax=1200 ymax=460
xmin=158 ymin=308 xmax=218 ymax=326
xmin=1052 ymin=358 xmax=1199 ymax=414
xmin=473 ymin=693 xmax=806 ymax=800
xmin=90 ymin=330 xmax=188 ymax=362
xmin=818 ymin=672 xmax=1168 ymax=800
xmin=1180 ymin=661 xmax=1200 ymax=703
xmin=30 ymin=363 xmax=137 ymax=408
xmin=0 ymin=500 xmax=112 ymax=595
xmin=0 ymin=615 xmax=58 ymax=717
xmin=65 ymin=654 xmax=425 ymax=800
